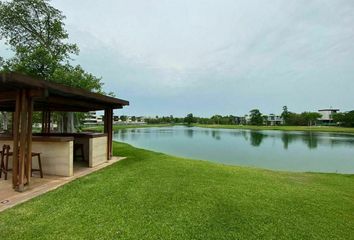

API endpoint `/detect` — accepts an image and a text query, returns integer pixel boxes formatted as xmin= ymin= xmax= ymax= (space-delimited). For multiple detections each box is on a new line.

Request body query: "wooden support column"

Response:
xmin=41 ymin=111 xmax=51 ymax=133
xmin=104 ymin=109 xmax=113 ymax=160
xmin=12 ymin=90 xmax=33 ymax=191
xmin=18 ymin=90 xmax=28 ymax=192
xmin=12 ymin=91 xmax=21 ymax=189
xmin=26 ymin=97 xmax=33 ymax=186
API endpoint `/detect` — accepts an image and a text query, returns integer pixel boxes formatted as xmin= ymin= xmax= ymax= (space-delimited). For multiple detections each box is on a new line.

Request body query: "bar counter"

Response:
xmin=0 ymin=133 xmax=108 ymax=177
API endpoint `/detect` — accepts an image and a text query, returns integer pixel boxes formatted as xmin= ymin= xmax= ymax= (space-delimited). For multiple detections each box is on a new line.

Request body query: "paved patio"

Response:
xmin=0 ymin=156 xmax=125 ymax=212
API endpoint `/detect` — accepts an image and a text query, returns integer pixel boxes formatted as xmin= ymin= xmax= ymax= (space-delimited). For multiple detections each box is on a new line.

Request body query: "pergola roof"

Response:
xmin=0 ymin=72 xmax=129 ymax=112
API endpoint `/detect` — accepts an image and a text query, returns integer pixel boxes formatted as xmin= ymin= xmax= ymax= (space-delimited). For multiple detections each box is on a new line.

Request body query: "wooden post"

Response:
xmin=26 ymin=95 xmax=33 ymax=186
xmin=17 ymin=90 xmax=28 ymax=192
xmin=41 ymin=111 xmax=51 ymax=134
xmin=104 ymin=109 xmax=113 ymax=160
xmin=41 ymin=111 xmax=46 ymax=133
xmin=11 ymin=90 xmax=33 ymax=191
xmin=12 ymin=91 xmax=21 ymax=189
xmin=47 ymin=111 xmax=51 ymax=133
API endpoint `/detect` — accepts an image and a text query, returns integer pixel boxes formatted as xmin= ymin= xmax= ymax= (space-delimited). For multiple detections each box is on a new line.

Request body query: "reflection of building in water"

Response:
xmin=211 ymin=130 xmax=221 ymax=140
xmin=318 ymin=108 xmax=339 ymax=125
xmin=184 ymin=129 xmax=194 ymax=138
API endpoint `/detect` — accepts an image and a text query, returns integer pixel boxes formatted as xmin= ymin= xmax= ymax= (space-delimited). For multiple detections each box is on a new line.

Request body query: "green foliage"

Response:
xmin=333 ymin=111 xmax=354 ymax=127
xmin=50 ymin=64 xmax=103 ymax=92
xmin=249 ymin=109 xmax=263 ymax=125
xmin=281 ymin=106 xmax=291 ymax=125
xmin=119 ymin=115 xmax=127 ymax=122
xmin=184 ymin=113 xmax=196 ymax=125
xmin=0 ymin=0 xmax=78 ymax=78
xmin=301 ymin=112 xmax=322 ymax=126
xmin=0 ymin=0 xmax=104 ymax=94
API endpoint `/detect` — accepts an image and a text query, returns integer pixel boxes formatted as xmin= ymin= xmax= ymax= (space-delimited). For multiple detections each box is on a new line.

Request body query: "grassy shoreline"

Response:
xmin=193 ymin=124 xmax=354 ymax=134
xmin=82 ymin=123 xmax=175 ymax=132
xmin=1 ymin=142 xmax=353 ymax=239
xmin=83 ymin=123 xmax=354 ymax=134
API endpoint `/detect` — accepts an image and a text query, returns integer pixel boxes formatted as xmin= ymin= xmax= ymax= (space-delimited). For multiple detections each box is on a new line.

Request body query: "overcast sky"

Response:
xmin=2 ymin=0 xmax=354 ymax=117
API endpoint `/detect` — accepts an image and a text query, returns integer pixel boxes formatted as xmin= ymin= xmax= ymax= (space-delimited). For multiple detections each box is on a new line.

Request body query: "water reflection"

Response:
xmin=250 ymin=131 xmax=265 ymax=147
xmin=211 ymin=130 xmax=221 ymax=140
xmin=115 ymin=127 xmax=354 ymax=150
xmin=184 ymin=129 xmax=194 ymax=138
xmin=113 ymin=127 xmax=354 ymax=173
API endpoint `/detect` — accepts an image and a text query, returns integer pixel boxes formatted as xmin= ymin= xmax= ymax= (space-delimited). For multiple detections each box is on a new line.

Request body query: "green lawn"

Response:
xmin=194 ymin=124 xmax=354 ymax=134
xmin=1 ymin=142 xmax=354 ymax=239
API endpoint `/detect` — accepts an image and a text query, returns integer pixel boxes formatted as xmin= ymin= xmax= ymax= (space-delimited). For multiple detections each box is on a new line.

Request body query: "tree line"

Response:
xmin=143 ymin=106 xmax=354 ymax=127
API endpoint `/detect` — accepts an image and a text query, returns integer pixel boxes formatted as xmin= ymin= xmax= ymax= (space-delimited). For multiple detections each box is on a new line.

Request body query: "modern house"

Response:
xmin=265 ymin=114 xmax=284 ymax=126
xmin=0 ymin=72 xmax=129 ymax=192
xmin=83 ymin=111 xmax=104 ymax=125
xmin=318 ymin=108 xmax=339 ymax=125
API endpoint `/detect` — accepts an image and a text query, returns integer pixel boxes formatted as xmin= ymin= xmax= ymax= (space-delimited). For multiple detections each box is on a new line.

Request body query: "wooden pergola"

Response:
xmin=0 ymin=72 xmax=129 ymax=192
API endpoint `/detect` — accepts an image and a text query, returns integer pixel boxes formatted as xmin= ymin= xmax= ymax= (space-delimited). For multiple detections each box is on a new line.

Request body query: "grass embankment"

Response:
xmin=83 ymin=123 xmax=354 ymax=134
xmin=1 ymin=142 xmax=354 ymax=239
xmin=82 ymin=123 xmax=174 ymax=132
xmin=194 ymin=124 xmax=354 ymax=134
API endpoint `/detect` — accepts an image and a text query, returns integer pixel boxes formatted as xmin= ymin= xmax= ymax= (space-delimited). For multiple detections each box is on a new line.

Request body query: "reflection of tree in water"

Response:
xmin=250 ymin=131 xmax=264 ymax=147
xmin=303 ymin=132 xmax=318 ymax=149
xmin=184 ymin=129 xmax=194 ymax=138
xmin=241 ymin=130 xmax=248 ymax=141
xmin=281 ymin=133 xmax=297 ymax=150
xmin=211 ymin=130 xmax=221 ymax=140
xmin=118 ymin=129 xmax=128 ymax=141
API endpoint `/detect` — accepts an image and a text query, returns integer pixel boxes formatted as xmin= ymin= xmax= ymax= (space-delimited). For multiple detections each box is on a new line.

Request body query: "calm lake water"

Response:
xmin=113 ymin=126 xmax=354 ymax=174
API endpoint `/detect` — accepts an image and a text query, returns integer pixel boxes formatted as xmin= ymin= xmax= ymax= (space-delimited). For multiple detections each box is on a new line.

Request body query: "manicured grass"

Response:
xmin=1 ymin=142 xmax=354 ymax=239
xmin=82 ymin=123 xmax=174 ymax=132
xmin=194 ymin=124 xmax=354 ymax=134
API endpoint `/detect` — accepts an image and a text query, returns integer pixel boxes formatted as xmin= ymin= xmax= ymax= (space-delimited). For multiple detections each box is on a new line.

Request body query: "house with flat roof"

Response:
xmin=265 ymin=114 xmax=284 ymax=126
xmin=318 ymin=108 xmax=339 ymax=125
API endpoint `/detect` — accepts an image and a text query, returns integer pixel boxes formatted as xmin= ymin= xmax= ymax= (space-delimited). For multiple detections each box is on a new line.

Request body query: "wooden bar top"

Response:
xmin=33 ymin=132 xmax=108 ymax=139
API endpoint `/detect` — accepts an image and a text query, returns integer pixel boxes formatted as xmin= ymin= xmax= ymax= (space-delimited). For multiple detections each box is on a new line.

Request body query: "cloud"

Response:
xmin=2 ymin=0 xmax=354 ymax=116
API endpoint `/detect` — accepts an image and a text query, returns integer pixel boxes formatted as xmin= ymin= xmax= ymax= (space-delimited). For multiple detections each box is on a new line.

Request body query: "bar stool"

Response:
xmin=0 ymin=145 xmax=11 ymax=180
xmin=0 ymin=145 xmax=43 ymax=179
xmin=31 ymin=152 xmax=43 ymax=178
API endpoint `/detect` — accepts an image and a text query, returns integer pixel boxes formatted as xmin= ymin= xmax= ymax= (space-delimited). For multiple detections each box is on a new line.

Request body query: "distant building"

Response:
xmin=265 ymin=114 xmax=284 ymax=126
xmin=83 ymin=111 xmax=103 ymax=125
xmin=318 ymin=108 xmax=339 ymax=125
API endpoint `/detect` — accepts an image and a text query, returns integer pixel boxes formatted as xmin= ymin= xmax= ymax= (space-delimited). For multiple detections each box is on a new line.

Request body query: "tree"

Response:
xmin=333 ymin=111 xmax=354 ymax=127
xmin=184 ymin=113 xmax=195 ymax=126
xmin=249 ymin=109 xmax=263 ymax=125
xmin=301 ymin=112 xmax=321 ymax=126
xmin=0 ymin=0 xmax=105 ymax=132
xmin=120 ymin=115 xmax=127 ymax=122
xmin=281 ymin=106 xmax=290 ymax=125
xmin=0 ymin=0 xmax=78 ymax=78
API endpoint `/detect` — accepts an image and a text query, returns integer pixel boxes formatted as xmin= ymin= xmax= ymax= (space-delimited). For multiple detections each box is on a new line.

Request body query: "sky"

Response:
xmin=1 ymin=0 xmax=354 ymax=117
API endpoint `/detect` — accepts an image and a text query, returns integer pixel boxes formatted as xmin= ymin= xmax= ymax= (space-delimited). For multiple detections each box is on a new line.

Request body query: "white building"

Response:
xmin=318 ymin=108 xmax=339 ymax=125
xmin=265 ymin=114 xmax=284 ymax=126
xmin=83 ymin=111 xmax=103 ymax=125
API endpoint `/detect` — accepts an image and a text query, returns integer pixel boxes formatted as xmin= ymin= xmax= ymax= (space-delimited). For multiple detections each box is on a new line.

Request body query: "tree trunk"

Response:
xmin=1 ymin=112 xmax=9 ymax=131
xmin=64 ymin=112 xmax=75 ymax=133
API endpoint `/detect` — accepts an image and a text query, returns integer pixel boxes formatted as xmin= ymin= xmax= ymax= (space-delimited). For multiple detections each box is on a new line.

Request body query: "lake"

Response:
xmin=113 ymin=126 xmax=354 ymax=174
